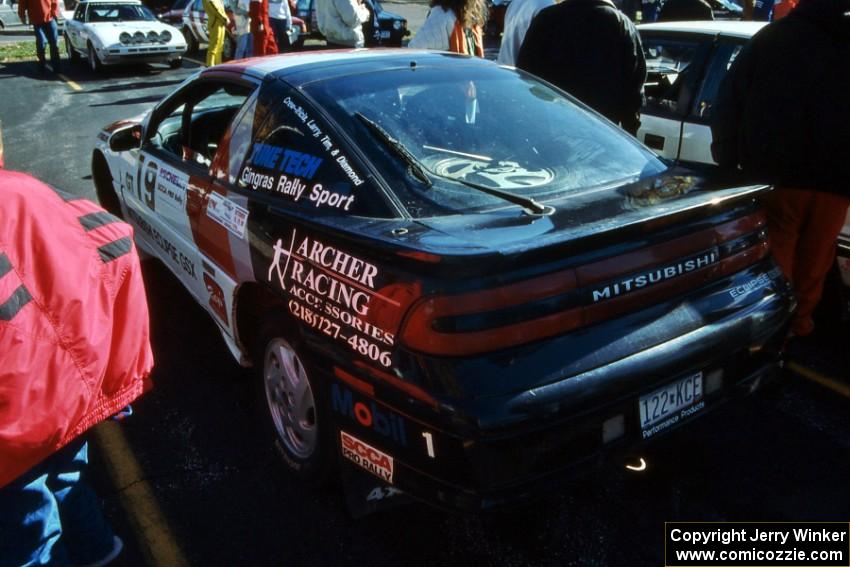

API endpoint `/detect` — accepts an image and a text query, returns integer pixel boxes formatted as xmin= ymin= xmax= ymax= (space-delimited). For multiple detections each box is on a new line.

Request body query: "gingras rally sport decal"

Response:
xmin=267 ymin=228 xmax=398 ymax=367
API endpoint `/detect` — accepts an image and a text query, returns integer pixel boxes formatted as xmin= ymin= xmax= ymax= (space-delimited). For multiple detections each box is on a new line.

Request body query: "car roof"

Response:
xmin=213 ymin=49 xmax=488 ymax=84
xmin=637 ymin=20 xmax=766 ymax=39
xmin=82 ymin=0 xmax=143 ymax=4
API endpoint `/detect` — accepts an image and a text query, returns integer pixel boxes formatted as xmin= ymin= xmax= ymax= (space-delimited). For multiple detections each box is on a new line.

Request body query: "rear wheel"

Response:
xmin=254 ymin=319 xmax=332 ymax=481
xmin=168 ymin=57 xmax=182 ymax=69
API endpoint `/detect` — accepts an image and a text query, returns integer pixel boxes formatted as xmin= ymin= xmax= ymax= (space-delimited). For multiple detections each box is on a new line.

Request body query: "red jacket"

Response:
xmin=18 ymin=0 xmax=59 ymax=26
xmin=0 ymin=171 xmax=153 ymax=488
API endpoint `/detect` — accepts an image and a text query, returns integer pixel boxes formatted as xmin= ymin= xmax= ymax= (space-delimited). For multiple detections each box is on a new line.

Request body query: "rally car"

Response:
xmin=91 ymin=50 xmax=793 ymax=512
xmin=65 ymin=0 xmax=186 ymax=70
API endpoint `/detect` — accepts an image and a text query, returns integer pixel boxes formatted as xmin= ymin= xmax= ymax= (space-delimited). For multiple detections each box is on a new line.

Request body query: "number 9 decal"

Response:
xmin=143 ymin=159 xmax=157 ymax=211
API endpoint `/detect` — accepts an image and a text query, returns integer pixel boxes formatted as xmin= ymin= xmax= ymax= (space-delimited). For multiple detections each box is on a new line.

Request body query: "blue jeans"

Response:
xmin=234 ymin=33 xmax=252 ymax=59
xmin=0 ymin=438 xmax=116 ymax=567
xmin=33 ymin=19 xmax=60 ymax=71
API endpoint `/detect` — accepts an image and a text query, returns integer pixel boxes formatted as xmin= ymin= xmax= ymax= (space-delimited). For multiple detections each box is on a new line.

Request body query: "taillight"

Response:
xmin=399 ymin=212 xmax=770 ymax=357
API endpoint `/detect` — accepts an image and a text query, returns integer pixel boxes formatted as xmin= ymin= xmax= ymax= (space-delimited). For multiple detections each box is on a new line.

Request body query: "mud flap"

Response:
xmin=338 ymin=442 xmax=412 ymax=518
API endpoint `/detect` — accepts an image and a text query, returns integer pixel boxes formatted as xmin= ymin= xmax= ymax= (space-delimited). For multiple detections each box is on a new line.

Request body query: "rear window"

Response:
xmin=303 ymin=64 xmax=667 ymax=216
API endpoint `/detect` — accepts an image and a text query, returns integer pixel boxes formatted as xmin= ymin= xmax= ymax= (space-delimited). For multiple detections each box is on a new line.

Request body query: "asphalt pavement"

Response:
xmin=1 ymin=34 xmax=849 ymax=567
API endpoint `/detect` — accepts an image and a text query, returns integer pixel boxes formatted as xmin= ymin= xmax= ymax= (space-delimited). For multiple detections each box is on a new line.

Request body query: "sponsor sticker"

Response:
xmin=340 ymin=431 xmax=394 ymax=483
xmin=206 ymin=192 xmax=248 ymax=239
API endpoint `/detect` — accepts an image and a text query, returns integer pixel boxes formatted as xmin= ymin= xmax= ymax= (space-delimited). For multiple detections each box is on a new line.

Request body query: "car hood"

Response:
xmin=409 ymin=172 xmax=769 ymax=256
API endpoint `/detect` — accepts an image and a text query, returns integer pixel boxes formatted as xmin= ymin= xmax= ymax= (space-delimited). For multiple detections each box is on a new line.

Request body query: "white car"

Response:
xmin=637 ymin=20 xmax=850 ymax=298
xmin=64 ymin=0 xmax=186 ymax=70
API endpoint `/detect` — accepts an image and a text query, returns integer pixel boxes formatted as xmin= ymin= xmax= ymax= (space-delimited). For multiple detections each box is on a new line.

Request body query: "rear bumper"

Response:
xmin=330 ymin=274 xmax=793 ymax=512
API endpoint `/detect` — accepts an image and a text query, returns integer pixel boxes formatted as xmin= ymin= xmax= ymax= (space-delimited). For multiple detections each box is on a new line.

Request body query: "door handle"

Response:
xmin=644 ymin=133 xmax=665 ymax=151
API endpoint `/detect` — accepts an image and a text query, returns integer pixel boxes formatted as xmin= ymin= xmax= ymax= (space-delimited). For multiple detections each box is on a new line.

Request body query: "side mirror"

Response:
xmin=109 ymin=124 xmax=142 ymax=152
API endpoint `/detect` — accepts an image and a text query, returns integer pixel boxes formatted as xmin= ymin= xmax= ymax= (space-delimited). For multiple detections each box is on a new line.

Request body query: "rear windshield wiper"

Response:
xmin=354 ymin=112 xmax=431 ymax=187
xmin=354 ymin=112 xmax=553 ymax=216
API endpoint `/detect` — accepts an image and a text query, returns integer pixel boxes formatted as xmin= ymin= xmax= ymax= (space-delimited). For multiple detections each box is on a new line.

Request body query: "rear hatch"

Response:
xmin=392 ymin=173 xmax=783 ymax=390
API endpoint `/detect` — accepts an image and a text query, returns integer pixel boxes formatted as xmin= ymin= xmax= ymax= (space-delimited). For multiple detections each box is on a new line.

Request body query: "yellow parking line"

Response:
xmin=787 ymin=361 xmax=850 ymax=399
xmin=57 ymin=73 xmax=82 ymax=91
xmin=93 ymin=421 xmax=190 ymax=567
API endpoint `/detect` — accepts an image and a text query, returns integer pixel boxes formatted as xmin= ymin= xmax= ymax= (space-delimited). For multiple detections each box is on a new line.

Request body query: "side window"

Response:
xmin=643 ymin=37 xmax=707 ymax=117
xmin=146 ymin=82 xmax=253 ymax=171
xmin=211 ymin=89 xmax=261 ymax=185
xmin=691 ymin=43 xmax=743 ymax=121
xmin=73 ymin=3 xmax=84 ymax=19
xmin=236 ymin=93 xmax=386 ymax=217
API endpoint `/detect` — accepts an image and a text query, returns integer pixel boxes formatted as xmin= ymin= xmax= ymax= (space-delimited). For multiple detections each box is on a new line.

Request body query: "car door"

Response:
xmin=191 ymin=0 xmax=208 ymax=42
xmin=66 ymin=3 xmax=85 ymax=48
xmin=678 ymin=38 xmax=746 ymax=165
xmin=638 ymin=33 xmax=712 ymax=161
xmin=127 ymin=74 xmax=258 ymax=305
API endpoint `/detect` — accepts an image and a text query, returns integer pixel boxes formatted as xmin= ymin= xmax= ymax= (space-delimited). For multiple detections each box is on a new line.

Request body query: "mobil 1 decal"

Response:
xmin=267 ymin=228 xmax=399 ymax=368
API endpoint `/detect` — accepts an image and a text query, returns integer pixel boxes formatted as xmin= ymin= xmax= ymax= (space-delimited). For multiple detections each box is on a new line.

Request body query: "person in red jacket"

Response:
xmin=18 ymin=0 xmax=61 ymax=73
xmin=250 ymin=0 xmax=279 ymax=55
xmin=0 ymin=161 xmax=154 ymax=566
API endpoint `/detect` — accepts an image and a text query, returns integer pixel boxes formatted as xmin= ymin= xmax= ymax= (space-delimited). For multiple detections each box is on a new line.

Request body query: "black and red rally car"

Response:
xmin=92 ymin=50 xmax=793 ymax=512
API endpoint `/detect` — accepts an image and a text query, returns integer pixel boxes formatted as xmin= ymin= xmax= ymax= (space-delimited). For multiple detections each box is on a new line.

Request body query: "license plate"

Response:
xmin=379 ymin=30 xmax=390 ymax=39
xmin=639 ymin=372 xmax=703 ymax=430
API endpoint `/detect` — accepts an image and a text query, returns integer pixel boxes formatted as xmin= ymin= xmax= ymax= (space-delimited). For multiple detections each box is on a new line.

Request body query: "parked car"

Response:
xmin=641 ymin=0 xmax=742 ymax=21
xmin=294 ymin=0 xmax=407 ymax=46
xmin=637 ymin=20 xmax=850 ymax=317
xmin=91 ymin=50 xmax=792 ymax=512
xmin=65 ymin=0 xmax=186 ymax=69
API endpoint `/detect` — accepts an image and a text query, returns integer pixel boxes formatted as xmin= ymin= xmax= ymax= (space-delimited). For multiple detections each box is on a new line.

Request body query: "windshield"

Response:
xmin=87 ymin=3 xmax=156 ymax=21
xmin=303 ymin=63 xmax=667 ymax=215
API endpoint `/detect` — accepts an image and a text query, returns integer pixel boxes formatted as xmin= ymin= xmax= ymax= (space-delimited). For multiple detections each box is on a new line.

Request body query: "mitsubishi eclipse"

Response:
xmin=91 ymin=50 xmax=794 ymax=511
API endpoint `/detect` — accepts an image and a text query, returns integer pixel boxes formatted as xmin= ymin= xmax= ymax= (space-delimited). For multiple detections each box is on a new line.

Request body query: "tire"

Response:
xmin=222 ymin=35 xmax=235 ymax=62
xmin=91 ymin=152 xmax=123 ymax=219
xmin=87 ymin=43 xmax=101 ymax=72
xmin=65 ymin=33 xmax=80 ymax=63
xmin=255 ymin=319 xmax=331 ymax=481
xmin=169 ymin=57 xmax=182 ymax=69
xmin=183 ymin=27 xmax=199 ymax=54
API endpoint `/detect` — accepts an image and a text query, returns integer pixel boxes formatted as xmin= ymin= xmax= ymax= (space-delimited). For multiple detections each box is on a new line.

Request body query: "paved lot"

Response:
xmin=2 ymin=37 xmax=849 ymax=567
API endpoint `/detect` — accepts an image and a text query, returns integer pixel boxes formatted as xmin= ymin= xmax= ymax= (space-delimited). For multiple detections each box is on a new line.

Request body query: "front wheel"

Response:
xmin=255 ymin=327 xmax=331 ymax=481
xmin=87 ymin=43 xmax=101 ymax=71
xmin=65 ymin=33 xmax=80 ymax=63
xmin=168 ymin=57 xmax=182 ymax=69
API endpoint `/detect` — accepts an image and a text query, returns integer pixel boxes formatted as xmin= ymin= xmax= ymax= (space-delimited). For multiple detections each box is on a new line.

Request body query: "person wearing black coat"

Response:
xmin=710 ymin=0 xmax=850 ymax=337
xmin=657 ymin=0 xmax=714 ymax=21
xmin=516 ymin=0 xmax=646 ymax=134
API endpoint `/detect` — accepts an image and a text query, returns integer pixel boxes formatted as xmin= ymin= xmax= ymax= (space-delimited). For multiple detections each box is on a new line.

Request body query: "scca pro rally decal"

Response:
xmin=136 ymin=155 xmax=188 ymax=214
xmin=267 ymin=229 xmax=398 ymax=367
xmin=206 ymin=193 xmax=248 ymax=239
xmin=340 ymin=431 xmax=394 ymax=483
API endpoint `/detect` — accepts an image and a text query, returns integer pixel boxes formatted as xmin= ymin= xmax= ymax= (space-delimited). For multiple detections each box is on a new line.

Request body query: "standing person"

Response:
xmin=516 ymin=0 xmax=646 ymax=134
xmin=251 ymin=0 xmax=278 ymax=55
xmin=268 ymin=0 xmax=293 ymax=52
xmin=232 ymin=0 xmax=253 ymax=58
xmin=771 ymin=0 xmax=797 ymax=18
xmin=407 ymin=0 xmax=486 ymax=55
xmin=316 ymin=0 xmax=370 ymax=47
xmin=203 ymin=0 xmax=228 ymax=65
xmin=657 ymin=0 xmax=714 ymax=20
xmin=0 ymin=163 xmax=154 ymax=564
xmin=711 ymin=0 xmax=850 ymax=338
xmin=496 ymin=0 xmax=554 ymax=65
xmin=17 ymin=0 xmax=61 ymax=73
